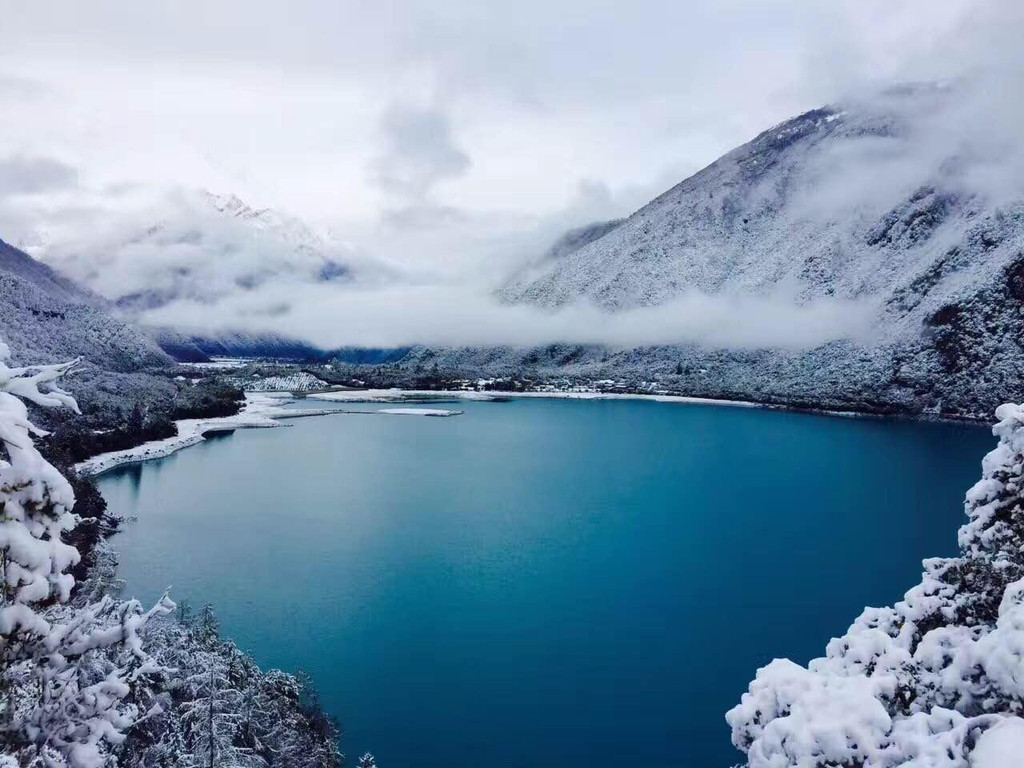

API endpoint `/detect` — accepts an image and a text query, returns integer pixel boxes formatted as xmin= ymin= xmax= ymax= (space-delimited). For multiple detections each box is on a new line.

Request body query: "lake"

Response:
xmin=98 ymin=398 xmax=993 ymax=767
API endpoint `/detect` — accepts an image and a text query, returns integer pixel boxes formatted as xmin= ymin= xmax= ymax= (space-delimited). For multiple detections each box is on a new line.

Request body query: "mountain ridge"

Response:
xmin=400 ymin=88 xmax=1024 ymax=418
xmin=0 ymin=237 xmax=170 ymax=370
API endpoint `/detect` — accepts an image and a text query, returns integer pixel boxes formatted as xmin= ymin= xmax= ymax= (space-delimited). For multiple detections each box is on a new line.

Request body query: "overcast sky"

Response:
xmin=1 ymin=1 xmax=982 ymax=227
xmin=0 ymin=0 xmax=1014 ymax=348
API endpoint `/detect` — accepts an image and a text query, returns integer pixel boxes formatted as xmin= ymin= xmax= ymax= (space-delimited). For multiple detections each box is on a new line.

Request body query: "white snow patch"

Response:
xmin=310 ymin=388 xmax=432 ymax=403
xmin=234 ymin=372 xmax=325 ymax=393
xmin=377 ymin=408 xmax=463 ymax=417
xmin=973 ymin=718 xmax=1024 ymax=768
xmin=181 ymin=357 xmax=249 ymax=370
xmin=240 ymin=371 xmax=328 ymax=392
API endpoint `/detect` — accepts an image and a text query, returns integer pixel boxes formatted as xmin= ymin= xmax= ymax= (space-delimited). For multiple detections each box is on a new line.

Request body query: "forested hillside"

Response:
xmin=408 ymin=86 xmax=1024 ymax=419
xmin=0 ymin=238 xmax=169 ymax=370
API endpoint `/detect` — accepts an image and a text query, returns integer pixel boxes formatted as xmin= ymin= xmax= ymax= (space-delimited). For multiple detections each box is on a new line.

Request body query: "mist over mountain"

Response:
xmin=14 ymin=78 xmax=1024 ymax=416
xmin=0 ymin=237 xmax=169 ymax=369
xmin=27 ymin=189 xmax=393 ymax=359
xmin=404 ymin=84 xmax=1024 ymax=417
xmin=36 ymin=190 xmax=366 ymax=313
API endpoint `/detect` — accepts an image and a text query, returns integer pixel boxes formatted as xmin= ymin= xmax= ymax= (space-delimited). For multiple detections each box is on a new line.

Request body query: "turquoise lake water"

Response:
xmin=98 ymin=398 xmax=993 ymax=767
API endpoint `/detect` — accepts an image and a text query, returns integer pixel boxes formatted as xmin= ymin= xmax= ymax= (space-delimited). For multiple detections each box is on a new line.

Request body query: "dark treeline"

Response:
xmin=40 ymin=376 xmax=245 ymax=465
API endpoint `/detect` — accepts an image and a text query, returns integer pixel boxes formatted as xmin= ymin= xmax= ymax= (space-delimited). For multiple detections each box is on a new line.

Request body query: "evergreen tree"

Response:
xmin=358 ymin=753 xmax=377 ymax=768
xmin=0 ymin=342 xmax=173 ymax=767
xmin=178 ymin=655 xmax=244 ymax=768
xmin=126 ymin=402 xmax=145 ymax=437
xmin=195 ymin=603 xmax=221 ymax=649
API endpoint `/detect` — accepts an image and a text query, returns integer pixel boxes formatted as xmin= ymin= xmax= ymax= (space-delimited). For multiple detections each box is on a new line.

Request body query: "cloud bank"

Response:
xmin=141 ymin=283 xmax=875 ymax=351
xmin=1 ymin=0 xmax=1021 ymax=353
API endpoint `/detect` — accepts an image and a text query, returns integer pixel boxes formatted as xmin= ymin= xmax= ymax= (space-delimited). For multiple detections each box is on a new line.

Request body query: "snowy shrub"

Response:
xmin=118 ymin=607 xmax=344 ymax=768
xmin=0 ymin=343 xmax=173 ymax=767
xmin=727 ymin=403 xmax=1024 ymax=767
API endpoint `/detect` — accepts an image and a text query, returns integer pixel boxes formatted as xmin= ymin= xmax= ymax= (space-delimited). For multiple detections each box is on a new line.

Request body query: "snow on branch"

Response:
xmin=0 ymin=343 xmax=173 ymax=768
xmin=727 ymin=402 xmax=1024 ymax=767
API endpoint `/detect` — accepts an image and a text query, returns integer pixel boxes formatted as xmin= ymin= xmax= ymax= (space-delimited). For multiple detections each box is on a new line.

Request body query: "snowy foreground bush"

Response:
xmin=0 ymin=346 xmax=345 ymax=767
xmin=0 ymin=344 xmax=173 ymax=767
xmin=728 ymin=403 xmax=1024 ymax=767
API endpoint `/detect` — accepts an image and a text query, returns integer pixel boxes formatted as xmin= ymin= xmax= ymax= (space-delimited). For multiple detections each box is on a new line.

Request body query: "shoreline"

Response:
xmin=76 ymin=387 xmax=988 ymax=478
xmin=306 ymin=387 xmax=980 ymax=424
xmin=307 ymin=388 xmax=765 ymax=409
xmin=74 ymin=393 xmax=339 ymax=477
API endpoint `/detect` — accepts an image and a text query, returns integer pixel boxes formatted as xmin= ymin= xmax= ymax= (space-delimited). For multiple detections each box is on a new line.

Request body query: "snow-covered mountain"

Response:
xmin=152 ymin=327 xmax=323 ymax=362
xmin=407 ymin=86 xmax=1024 ymax=418
xmin=0 ymin=237 xmax=170 ymax=370
xmin=33 ymin=190 xmax=363 ymax=359
xmin=40 ymin=190 xmax=353 ymax=314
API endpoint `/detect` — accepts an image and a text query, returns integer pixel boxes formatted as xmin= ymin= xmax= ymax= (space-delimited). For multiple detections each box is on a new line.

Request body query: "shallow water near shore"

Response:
xmin=100 ymin=398 xmax=992 ymax=767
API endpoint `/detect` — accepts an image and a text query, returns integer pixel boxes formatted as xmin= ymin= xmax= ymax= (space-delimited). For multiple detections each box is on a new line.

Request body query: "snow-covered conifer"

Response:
xmin=0 ymin=343 xmax=173 ymax=767
xmin=194 ymin=603 xmax=220 ymax=650
xmin=178 ymin=652 xmax=245 ymax=768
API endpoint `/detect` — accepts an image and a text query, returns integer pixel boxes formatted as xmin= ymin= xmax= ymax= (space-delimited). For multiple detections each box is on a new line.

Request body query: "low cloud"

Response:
xmin=29 ymin=188 xmax=393 ymax=308
xmin=0 ymin=74 xmax=47 ymax=101
xmin=0 ymin=155 xmax=77 ymax=197
xmin=783 ymin=0 xmax=1024 ymax=227
xmin=141 ymin=281 xmax=874 ymax=351
xmin=785 ymin=82 xmax=1024 ymax=231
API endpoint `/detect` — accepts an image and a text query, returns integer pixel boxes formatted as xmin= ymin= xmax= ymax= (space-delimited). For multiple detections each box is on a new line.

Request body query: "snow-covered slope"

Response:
xmin=415 ymin=87 xmax=1024 ymax=418
xmin=152 ymin=327 xmax=323 ymax=362
xmin=235 ymin=371 xmax=328 ymax=392
xmin=40 ymin=191 xmax=353 ymax=313
xmin=34 ymin=190 xmax=362 ymax=360
xmin=0 ymin=237 xmax=170 ymax=370
xmin=728 ymin=404 xmax=1024 ymax=767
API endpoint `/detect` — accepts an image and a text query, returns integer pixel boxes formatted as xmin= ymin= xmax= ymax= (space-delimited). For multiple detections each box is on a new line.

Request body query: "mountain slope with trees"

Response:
xmin=407 ymin=86 xmax=1024 ymax=419
xmin=0 ymin=238 xmax=169 ymax=371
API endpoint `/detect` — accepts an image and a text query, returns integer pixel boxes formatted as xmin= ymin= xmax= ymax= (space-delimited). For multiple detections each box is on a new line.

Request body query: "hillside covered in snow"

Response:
xmin=39 ymin=191 xmax=355 ymax=314
xmin=409 ymin=86 xmax=1024 ymax=418
xmin=32 ymin=190 xmax=376 ymax=361
xmin=0 ymin=237 xmax=169 ymax=370
xmin=0 ymin=238 xmax=250 ymax=448
xmin=153 ymin=327 xmax=322 ymax=363
xmin=728 ymin=403 xmax=1024 ymax=767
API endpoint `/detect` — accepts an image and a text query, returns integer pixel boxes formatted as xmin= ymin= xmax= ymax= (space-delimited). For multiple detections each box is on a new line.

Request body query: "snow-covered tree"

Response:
xmin=178 ymin=653 xmax=246 ymax=768
xmin=116 ymin=608 xmax=344 ymax=768
xmin=0 ymin=342 xmax=173 ymax=767
xmin=358 ymin=753 xmax=377 ymax=768
xmin=727 ymin=402 xmax=1024 ymax=767
xmin=193 ymin=603 xmax=220 ymax=651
